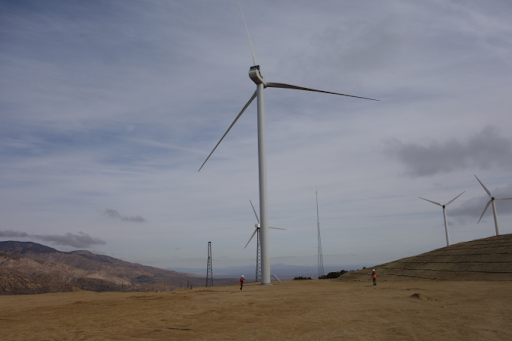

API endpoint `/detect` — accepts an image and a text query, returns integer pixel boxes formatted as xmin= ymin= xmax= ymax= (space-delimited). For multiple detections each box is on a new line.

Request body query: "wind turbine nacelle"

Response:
xmin=249 ymin=65 xmax=267 ymax=86
xmin=255 ymin=223 xmax=260 ymax=229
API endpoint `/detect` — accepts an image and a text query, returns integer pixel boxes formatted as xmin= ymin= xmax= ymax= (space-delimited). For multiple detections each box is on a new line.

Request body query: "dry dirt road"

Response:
xmin=1 ymin=279 xmax=511 ymax=340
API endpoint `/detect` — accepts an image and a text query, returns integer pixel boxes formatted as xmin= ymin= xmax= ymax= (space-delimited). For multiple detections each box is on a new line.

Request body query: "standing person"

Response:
xmin=371 ymin=269 xmax=377 ymax=286
xmin=239 ymin=275 xmax=245 ymax=291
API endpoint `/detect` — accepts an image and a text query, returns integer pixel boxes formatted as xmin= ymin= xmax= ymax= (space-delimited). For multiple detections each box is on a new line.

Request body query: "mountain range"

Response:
xmin=0 ymin=241 xmax=234 ymax=294
xmin=172 ymin=263 xmax=366 ymax=281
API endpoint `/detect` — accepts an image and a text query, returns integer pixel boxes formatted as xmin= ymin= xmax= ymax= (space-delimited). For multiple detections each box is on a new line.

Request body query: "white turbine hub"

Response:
xmin=249 ymin=65 xmax=267 ymax=86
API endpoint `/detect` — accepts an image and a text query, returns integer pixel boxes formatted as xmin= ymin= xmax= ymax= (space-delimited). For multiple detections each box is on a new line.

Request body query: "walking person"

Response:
xmin=239 ymin=275 xmax=245 ymax=291
xmin=371 ymin=269 xmax=377 ymax=286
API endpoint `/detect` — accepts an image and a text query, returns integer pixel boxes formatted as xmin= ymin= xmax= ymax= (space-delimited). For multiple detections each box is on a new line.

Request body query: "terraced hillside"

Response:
xmin=339 ymin=233 xmax=512 ymax=282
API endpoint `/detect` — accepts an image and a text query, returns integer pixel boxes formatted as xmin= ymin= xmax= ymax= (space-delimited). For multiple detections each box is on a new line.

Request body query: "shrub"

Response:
xmin=319 ymin=270 xmax=348 ymax=279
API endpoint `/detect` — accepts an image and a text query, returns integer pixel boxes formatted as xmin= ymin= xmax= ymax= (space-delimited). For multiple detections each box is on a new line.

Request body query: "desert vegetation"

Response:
xmin=319 ymin=269 xmax=348 ymax=279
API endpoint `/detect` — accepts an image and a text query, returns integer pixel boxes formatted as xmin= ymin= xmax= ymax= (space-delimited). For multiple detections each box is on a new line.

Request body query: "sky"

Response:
xmin=1 ymin=0 xmax=512 ymax=272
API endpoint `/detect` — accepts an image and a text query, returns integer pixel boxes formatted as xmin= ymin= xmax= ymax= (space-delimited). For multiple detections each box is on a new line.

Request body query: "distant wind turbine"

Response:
xmin=316 ymin=191 xmax=325 ymax=278
xmin=474 ymin=175 xmax=512 ymax=236
xmin=198 ymin=1 xmax=377 ymax=285
xmin=244 ymin=200 xmax=286 ymax=282
xmin=419 ymin=191 xmax=465 ymax=246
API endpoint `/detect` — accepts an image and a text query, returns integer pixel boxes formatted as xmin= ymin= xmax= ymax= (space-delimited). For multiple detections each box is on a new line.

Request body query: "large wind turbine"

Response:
xmin=475 ymin=175 xmax=512 ymax=236
xmin=244 ymin=200 xmax=285 ymax=282
xmin=419 ymin=191 xmax=465 ymax=246
xmin=198 ymin=1 xmax=377 ymax=285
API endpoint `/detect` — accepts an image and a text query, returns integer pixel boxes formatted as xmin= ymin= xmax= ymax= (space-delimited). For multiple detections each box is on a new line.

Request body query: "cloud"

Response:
xmin=103 ymin=209 xmax=122 ymax=219
xmin=1 ymin=0 xmax=512 ymax=269
xmin=387 ymin=126 xmax=512 ymax=177
xmin=122 ymin=216 xmax=146 ymax=223
xmin=0 ymin=230 xmax=29 ymax=238
xmin=0 ymin=230 xmax=106 ymax=248
xmin=33 ymin=232 xmax=106 ymax=248
xmin=102 ymin=209 xmax=146 ymax=223
xmin=450 ymin=183 xmax=512 ymax=220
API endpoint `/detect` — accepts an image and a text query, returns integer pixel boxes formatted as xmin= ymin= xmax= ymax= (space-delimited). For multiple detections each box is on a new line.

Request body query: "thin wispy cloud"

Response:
xmin=0 ymin=231 xmax=106 ymax=248
xmin=102 ymin=209 xmax=146 ymax=223
xmin=0 ymin=230 xmax=29 ymax=238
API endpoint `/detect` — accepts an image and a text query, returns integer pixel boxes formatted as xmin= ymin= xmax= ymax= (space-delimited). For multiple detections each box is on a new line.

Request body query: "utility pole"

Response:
xmin=317 ymin=192 xmax=325 ymax=278
xmin=206 ymin=241 xmax=214 ymax=287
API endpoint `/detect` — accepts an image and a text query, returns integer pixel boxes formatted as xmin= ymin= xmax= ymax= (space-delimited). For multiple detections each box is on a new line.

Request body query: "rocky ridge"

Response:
xmin=0 ymin=241 xmax=233 ymax=294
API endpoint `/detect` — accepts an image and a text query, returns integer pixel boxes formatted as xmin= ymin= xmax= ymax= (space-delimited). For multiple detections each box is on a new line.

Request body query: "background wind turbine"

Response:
xmin=244 ymin=200 xmax=286 ymax=283
xmin=198 ymin=1 xmax=377 ymax=285
xmin=419 ymin=191 xmax=465 ymax=246
xmin=474 ymin=175 xmax=512 ymax=236
xmin=316 ymin=191 xmax=325 ymax=278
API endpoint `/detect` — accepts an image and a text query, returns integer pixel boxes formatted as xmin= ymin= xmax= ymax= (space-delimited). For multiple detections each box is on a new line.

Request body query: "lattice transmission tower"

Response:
xmin=255 ymin=229 xmax=261 ymax=282
xmin=206 ymin=241 xmax=214 ymax=287
xmin=316 ymin=192 xmax=325 ymax=278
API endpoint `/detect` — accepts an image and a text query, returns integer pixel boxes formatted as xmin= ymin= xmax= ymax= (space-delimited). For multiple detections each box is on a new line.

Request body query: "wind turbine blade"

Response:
xmin=478 ymin=200 xmax=492 ymax=223
xmin=495 ymin=197 xmax=512 ymax=200
xmin=419 ymin=197 xmax=442 ymax=206
xmin=244 ymin=229 xmax=257 ymax=249
xmin=198 ymin=91 xmax=257 ymax=172
xmin=266 ymin=82 xmax=378 ymax=101
xmin=269 ymin=226 xmax=287 ymax=230
xmin=237 ymin=0 xmax=258 ymax=66
xmin=249 ymin=200 xmax=260 ymax=224
xmin=445 ymin=191 xmax=465 ymax=206
xmin=474 ymin=175 xmax=492 ymax=197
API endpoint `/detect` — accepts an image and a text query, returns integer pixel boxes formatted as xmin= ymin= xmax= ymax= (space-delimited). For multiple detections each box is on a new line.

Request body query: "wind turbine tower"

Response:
xmin=419 ymin=191 xmax=465 ymax=246
xmin=244 ymin=200 xmax=286 ymax=282
xmin=316 ymin=192 xmax=325 ymax=278
xmin=198 ymin=1 xmax=377 ymax=285
xmin=475 ymin=175 xmax=512 ymax=236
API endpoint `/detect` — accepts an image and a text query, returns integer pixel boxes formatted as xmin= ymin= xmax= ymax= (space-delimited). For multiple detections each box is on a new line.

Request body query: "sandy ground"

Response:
xmin=1 ymin=279 xmax=511 ymax=340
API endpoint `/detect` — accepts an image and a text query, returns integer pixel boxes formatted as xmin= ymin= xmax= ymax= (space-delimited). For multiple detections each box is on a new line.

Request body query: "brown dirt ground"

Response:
xmin=1 ymin=279 xmax=511 ymax=340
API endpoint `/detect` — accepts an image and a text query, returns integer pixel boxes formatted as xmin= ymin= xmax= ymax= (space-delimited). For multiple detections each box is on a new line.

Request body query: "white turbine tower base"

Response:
xmin=475 ymin=175 xmax=512 ymax=236
xmin=419 ymin=191 xmax=465 ymax=246
xmin=198 ymin=1 xmax=377 ymax=285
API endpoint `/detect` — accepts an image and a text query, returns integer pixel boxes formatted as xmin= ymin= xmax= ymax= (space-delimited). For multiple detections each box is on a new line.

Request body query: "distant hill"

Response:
xmin=173 ymin=263 xmax=360 ymax=281
xmin=0 ymin=241 xmax=234 ymax=294
xmin=338 ymin=234 xmax=512 ymax=282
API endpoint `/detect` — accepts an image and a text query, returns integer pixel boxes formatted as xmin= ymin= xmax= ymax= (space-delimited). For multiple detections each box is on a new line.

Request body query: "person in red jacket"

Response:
xmin=239 ymin=275 xmax=245 ymax=291
xmin=371 ymin=269 xmax=377 ymax=286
